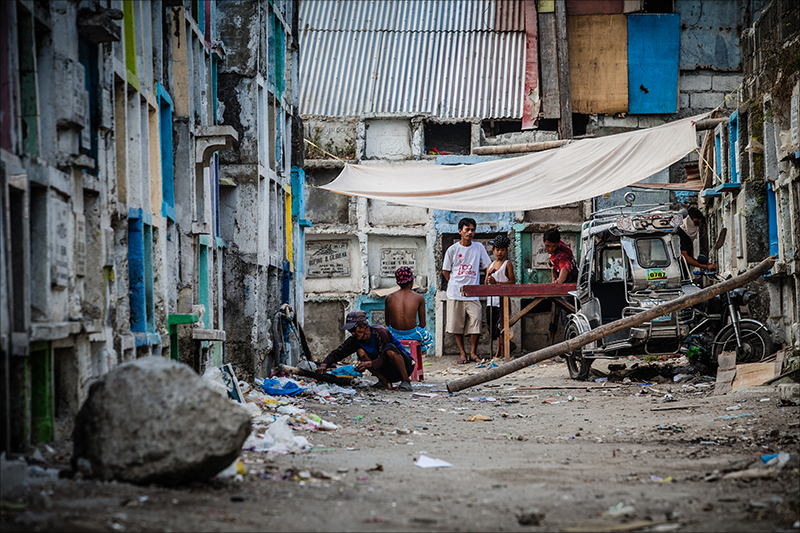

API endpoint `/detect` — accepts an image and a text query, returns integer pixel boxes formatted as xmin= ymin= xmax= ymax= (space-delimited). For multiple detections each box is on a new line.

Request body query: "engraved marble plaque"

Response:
xmin=307 ymin=241 xmax=350 ymax=278
xmin=51 ymin=197 xmax=70 ymax=288
xmin=75 ymin=213 xmax=86 ymax=277
xmin=380 ymin=248 xmax=416 ymax=277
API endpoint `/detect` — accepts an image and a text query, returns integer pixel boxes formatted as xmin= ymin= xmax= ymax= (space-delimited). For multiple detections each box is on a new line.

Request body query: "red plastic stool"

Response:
xmin=399 ymin=340 xmax=424 ymax=382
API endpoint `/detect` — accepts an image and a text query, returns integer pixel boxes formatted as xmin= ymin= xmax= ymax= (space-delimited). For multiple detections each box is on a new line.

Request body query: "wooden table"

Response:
xmin=461 ymin=283 xmax=577 ymax=362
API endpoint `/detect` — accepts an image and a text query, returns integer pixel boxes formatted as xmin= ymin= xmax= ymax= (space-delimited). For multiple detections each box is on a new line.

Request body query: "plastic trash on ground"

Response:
xmin=242 ymin=402 xmax=262 ymax=416
xmin=297 ymin=360 xmax=318 ymax=372
xmin=414 ymin=455 xmax=453 ymax=468
xmin=261 ymin=377 xmax=305 ymax=396
xmin=329 ymin=364 xmax=361 ymax=378
xmin=246 ymin=415 xmax=312 ymax=454
xmin=202 ymin=366 xmax=230 ymax=397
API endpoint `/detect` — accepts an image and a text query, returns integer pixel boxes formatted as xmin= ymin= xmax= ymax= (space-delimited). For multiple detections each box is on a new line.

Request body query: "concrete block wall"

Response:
xmin=0 ymin=0 xmax=238 ymax=454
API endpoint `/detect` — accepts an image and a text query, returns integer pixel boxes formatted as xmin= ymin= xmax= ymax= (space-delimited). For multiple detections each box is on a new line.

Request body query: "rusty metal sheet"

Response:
xmin=522 ymin=0 xmax=540 ymax=128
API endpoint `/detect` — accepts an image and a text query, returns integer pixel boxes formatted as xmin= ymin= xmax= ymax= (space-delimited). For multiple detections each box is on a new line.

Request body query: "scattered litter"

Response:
xmin=261 ymin=378 xmax=305 ymax=397
xmin=707 ymin=413 xmax=753 ymax=422
xmin=650 ymin=475 xmax=673 ymax=483
xmin=469 ymin=397 xmax=496 ymax=402
xmin=651 ymin=404 xmax=700 ymax=412
xmin=216 ymin=460 xmax=245 ymax=481
xmin=411 ymin=392 xmax=438 ymax=399
xmin=414 ymin=455 xmax=453 ymax=468
xmin=605 ymin=502 xmax=636 ymax=518
xmin=761 ymin=452 xmax=791 ymax=467
xmin=759 ymin=398 xmax=771 ymax=402
xmin=329 ymin=365 xmax=361 ymax=378
xmin=296 ymin=360 xmax=317 ymax=372
xmin=245 ymin=415 xmax=311 ymax=454
xmin=725 ymin=404 xmax=742 ymax=411
xmin=466 ymin=414 xmax=492 ymax=422
xmin=595 ymin=378 xmax=608 ymax=383
xmin=277 ymin=405 xmax=305 ymax=416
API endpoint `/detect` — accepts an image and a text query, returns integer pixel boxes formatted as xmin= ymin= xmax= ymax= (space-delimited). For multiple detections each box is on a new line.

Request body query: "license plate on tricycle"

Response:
xmin=652 ymin=313 xmax=672 ymax=323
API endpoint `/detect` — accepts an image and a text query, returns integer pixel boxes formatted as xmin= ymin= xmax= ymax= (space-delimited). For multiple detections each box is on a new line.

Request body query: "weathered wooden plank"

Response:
xmin=567 ymin=14 xmax=628 ymax=114
xmin=523 ymin=0 xmax=541 ymax=129
xmin=731 ymin=362 xmax=775 ymax=390
xmin=555 ymin=2 xmax=573 ymax=138
xmin=713 ymin=369 xmax=736 ymax=395
xmin=461 ymin=283 xmax=576 ymax=298
xmin=538 ymin=12 xmax=560 ymax=119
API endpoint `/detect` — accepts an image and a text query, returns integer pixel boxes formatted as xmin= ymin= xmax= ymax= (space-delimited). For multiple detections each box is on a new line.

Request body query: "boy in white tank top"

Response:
xmin=485 ymin=234 xmax=516 ymax=360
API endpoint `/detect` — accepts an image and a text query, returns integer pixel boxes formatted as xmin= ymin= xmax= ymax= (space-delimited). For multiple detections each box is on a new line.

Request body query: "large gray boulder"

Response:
xmin=71 ymin=356 xmax=251 ymax=485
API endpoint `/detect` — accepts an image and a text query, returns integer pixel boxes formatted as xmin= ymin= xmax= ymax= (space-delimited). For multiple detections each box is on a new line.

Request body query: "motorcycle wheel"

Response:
xmin=712 ymin=320 xmax=774 ymax=363
xmin=565 ymin=322 xmax=592 ymax=380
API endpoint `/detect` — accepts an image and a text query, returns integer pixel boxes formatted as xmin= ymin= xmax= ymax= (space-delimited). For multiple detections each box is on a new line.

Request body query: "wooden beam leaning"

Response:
xmin=554 ymin=0 xmax=572 ymax=139
xmin=472 ymin=139 xmax=571 ymax=155
xmin=446 ymin=256 xmax=776 ymax=393
xmin=695 ymin=118 xmax=729 ymax=131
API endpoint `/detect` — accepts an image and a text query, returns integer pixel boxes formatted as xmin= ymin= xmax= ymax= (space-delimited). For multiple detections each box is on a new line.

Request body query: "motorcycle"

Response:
xmin=682 ymin=264 xmax=773 ymax=366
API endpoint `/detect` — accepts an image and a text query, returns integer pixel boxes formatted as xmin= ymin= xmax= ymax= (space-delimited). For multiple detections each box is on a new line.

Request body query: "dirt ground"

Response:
xmin=2 ymin=356 xmax=799 ymax=533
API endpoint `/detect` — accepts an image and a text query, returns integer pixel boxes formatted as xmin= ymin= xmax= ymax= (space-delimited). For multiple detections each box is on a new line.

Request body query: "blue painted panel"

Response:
xmin=767 ymin=184 xmax=779 ymax=258
xmin=157 ymin=82 xmax=175 ymax=221
xmin=729 ymin=110 xmax=740 ymax=183
xmin=291 ymin=166 xmax=306 ymax=273
xmin=628 ymin=14 xmax=680 ymax=114
xmin=144 ymin=224 xmax=155 ymax=332
xmin=715 ymin=129 xmax=722 ymax=183
xmin=128 ymin=212 xmax=146 ymax=333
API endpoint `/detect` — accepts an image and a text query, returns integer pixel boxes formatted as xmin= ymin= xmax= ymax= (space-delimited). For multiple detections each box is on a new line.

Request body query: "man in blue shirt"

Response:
xmin=318 ymin=310 xmax=415 ymax=391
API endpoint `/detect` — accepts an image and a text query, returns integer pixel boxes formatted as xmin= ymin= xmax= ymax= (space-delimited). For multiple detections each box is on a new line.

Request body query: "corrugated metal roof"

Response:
xmin=299 ymin=0 xmax=525 ymax=119
xmin=300 ymin=0 xmax=524 ymax=32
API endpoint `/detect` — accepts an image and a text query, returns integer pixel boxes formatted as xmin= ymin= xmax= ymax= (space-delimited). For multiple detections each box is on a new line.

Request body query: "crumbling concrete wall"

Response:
xmin=216 ymin=0 xmax=303 ymax=379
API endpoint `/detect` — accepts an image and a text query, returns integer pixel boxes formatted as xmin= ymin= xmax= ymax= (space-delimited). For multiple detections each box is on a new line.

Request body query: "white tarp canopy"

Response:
xmin=322 ymin=113 xmax=709 ymax=212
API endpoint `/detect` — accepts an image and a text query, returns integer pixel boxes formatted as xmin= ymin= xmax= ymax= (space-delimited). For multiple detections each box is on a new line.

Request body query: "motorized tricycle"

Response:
xmin=563 ymin=199 xmax=773 ymax=380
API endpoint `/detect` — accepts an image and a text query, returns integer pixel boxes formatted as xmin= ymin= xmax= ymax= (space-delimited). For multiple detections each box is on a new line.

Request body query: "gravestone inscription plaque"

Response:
xmin=51 ymin=196 xmax=70 ymax=288
xmin=380 ymin=248 xmax=416 ymax=277
xmin=307 ymin=241 xmax=350 ymax=278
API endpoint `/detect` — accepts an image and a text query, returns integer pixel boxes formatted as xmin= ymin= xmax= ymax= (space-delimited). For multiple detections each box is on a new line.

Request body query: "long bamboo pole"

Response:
xmin=446 ymin=256 xmax=776 ymax=393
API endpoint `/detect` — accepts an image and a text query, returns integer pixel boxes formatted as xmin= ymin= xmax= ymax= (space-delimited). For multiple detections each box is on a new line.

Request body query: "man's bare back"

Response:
xmin=385 ymin=287 xmax=425 ymax=331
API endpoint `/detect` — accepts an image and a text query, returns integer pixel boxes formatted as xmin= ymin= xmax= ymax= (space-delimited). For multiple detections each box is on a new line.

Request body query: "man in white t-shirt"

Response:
xmin=442 ymin=217 xmax=491 ymax=363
